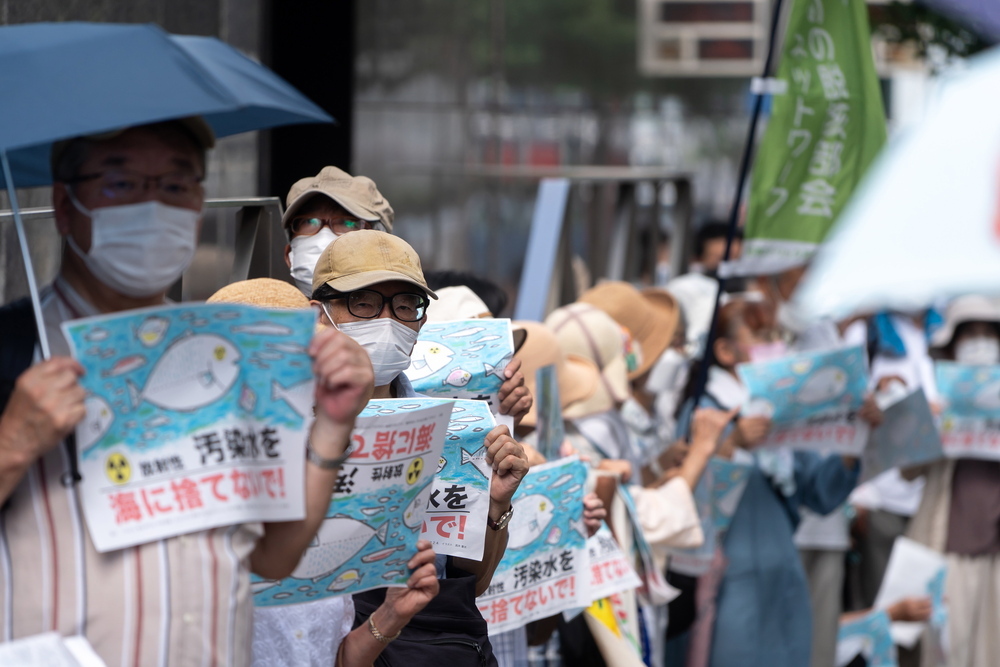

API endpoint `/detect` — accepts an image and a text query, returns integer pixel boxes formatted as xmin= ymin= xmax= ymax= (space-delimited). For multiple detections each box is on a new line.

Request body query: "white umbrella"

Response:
xmin=794 ymin=46 xmax=1000 ymax=321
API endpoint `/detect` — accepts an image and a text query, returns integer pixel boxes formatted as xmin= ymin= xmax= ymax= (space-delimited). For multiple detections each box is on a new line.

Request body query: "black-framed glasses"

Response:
xmin=326 ymin=289 xmax=428 ymax=322
xmin=67 ymin=168 xmax=204 ymax=206
xmin=288 ymin=216 xmax=376 ymax=237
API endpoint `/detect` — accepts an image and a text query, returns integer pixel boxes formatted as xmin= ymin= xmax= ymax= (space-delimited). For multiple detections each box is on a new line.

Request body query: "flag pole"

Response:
xmin=688 ymin=0 xmax=787 ymax=419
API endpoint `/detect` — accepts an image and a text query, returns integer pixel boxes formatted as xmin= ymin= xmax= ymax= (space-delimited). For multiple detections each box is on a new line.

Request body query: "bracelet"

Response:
xmin=306 ymin=439 xmax=352 ymax=470
xmin=368 ymin=614 xmax=401 ymax=644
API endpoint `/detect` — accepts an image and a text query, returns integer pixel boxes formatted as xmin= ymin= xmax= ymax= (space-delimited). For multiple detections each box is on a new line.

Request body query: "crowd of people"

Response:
xmin=0 ymin=115 xmax=995 ymax=667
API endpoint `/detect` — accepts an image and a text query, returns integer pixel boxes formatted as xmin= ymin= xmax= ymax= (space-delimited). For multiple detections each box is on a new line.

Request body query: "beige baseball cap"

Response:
xmin=311 ymin=229 xmax=437 ymax=299
xmin=282 ymin=166 xmax=394 ymax=235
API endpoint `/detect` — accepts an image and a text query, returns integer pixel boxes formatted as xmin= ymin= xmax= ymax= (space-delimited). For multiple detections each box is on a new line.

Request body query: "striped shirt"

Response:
xmin=0 ymin=279 xmax=262 ymax=666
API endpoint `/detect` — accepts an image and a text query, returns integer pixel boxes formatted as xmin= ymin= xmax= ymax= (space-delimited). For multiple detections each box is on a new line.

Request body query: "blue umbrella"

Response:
xmin=0 ymin=22 xmax=333 ymax=356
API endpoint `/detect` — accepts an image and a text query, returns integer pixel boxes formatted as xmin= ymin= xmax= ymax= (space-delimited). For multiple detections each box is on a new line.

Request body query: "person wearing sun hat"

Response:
xmin=282 ymin=166 xmax=395 ymax=296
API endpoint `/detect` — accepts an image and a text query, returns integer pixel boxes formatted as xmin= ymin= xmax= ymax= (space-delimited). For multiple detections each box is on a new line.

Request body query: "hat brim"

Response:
xmin=513 ymin=328 xmax=528 ymax=354
xmin=931 ymin=307 xmax=1000 ymax=347
xmin=323 ymin=270 xmax=438 ymax=300
xmin=632 ymin=288 xmax=681 ymax=379
xmin=282 ymin=189 xmax=382 ymax=230
xmin=521 ymin=353 xmax=600 ymax=428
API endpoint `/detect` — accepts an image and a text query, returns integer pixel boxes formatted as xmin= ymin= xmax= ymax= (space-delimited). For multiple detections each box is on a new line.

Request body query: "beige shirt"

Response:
xmin=0 ymin=279 xmax=262 ymax=666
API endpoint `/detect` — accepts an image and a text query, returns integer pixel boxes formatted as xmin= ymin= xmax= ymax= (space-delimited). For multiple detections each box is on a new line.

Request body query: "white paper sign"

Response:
xmin=873 ymin=536 xmax=947 ymax=648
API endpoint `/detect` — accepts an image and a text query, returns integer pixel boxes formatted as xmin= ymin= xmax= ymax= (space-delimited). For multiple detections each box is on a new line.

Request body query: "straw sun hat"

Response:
xmin=207 ymin=278 xmax=310 ymax=308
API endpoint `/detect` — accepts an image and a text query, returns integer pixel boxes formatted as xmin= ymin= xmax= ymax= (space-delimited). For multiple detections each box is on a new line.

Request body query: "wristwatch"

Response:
xmin=487 ymin=505 xmax=514 ymax=531
xmin=306 ymin=438 xmax=353 ymax=470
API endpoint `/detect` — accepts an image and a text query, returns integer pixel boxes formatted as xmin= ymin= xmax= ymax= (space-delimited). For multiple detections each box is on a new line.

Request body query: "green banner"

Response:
xmin=740 ymin=0 xmax=887 ymax=275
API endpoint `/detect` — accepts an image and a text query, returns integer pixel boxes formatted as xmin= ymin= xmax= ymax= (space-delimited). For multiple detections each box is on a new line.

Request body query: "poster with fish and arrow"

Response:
xmin=404 ymin=319 xmax=515 ymax=431
xmin=476 ymin=457 xmax=590 ymax=634
xmin=936 ymin=362 xmax=1000 ymax=460
xmin=737 ymin=345 xmax=871 ymax=454
xmin=61 ymin=303 xmax=317 ymax=552
xmin=413 ymin=399 xmax=495 ymax=560
xmin=253 ymin=399 xmax=453 ymax=606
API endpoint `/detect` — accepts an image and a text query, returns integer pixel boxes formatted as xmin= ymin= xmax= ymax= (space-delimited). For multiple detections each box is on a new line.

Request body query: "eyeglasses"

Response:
xmin=325 ymin=289 xmax=429 ymax=322
xmin=288 ymin=216 xmax=376 ymax=238
xmin=68 ymin=168 xmax=204 ymax=207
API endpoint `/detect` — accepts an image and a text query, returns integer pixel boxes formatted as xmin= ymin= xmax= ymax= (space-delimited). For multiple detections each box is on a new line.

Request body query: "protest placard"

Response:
xmin=477 ymin=457 xmax=589 ymax=633
xmin=404 ymin=319 xmax=515 ymax=430
xmin=738 ymin=345 xmax=870 ymax=454
xmin=862 ymin=389 xmax=943 ymax=481
xmin=873 ymin=536 xmax=947 ymax=648
xmin=835 ymin=611 xmax=897 ymax=667
xmin=62 ymin=303 xmax=316 ymax=553
xmin=710 ymin=458 xmax=753 ymax=534
xmin=936 ymin=362 xmax=1000 ymax=460
xmin=415 ymin=399 xmax=494 ymax=560
xmin=253 ymin=399 xmax=453 ymax=606
xmin=584 ymin=524 xmax=642 ymax=602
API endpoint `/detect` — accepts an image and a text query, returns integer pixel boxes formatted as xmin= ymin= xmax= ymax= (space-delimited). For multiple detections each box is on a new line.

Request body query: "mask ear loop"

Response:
xmin=320 ymin=302 xmax=340 ymax=330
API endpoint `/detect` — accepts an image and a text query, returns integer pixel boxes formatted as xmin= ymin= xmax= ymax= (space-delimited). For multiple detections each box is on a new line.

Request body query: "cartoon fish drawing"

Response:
xmin=464 ymin=345 xmax=485 ymax=353
xmin=136 ymin=316 xmax=169 ymax=347
xmin=84 ymin=328 xmax=110 ymax=342
xmin=191 ymin=319 xmax=209 ymax=327
xmin=254 ymin=350 xmax=284 ymax=361
xmin=239 ymin=384 xmax=257 ymax=413
xmin=145 ymin=415 xmax=170 ymax=428
xmin=460 ymin=446 xmax=492 ymax=479
xmin=251 ymin=579 xmax=279 ymax=595
xmin=124 ymin=420 xmax=137 ymax=429
xmin=545 ymin=526 xmax=562 ymax=545
xmin=437 ymin=456 xmax=447 ymax=473
xmin=569 ymin=516 xmax=588 ymax=540
xmin=180 ymin=311 xmax=197 ymax=321
xmin=361 ymin=507 xmax=385 ymax=517
xmin=385 ymin=558 xmax=409 ymax=567
xmin=565 ymin=484 xmax=582 ymax=494
xmin=362 ymin=545 xmax=405 ymax=563
xmin=274 ymin=592 xmax=293 ymax=600
xmin=507 ymin=494 xmax=556 ymax=550
xmin=232 ymin=322 xmax=293 ymax=336
xmin=403 ymin=483 xmax=434 ymax=529
xmin=267 ymin=342 xmax=308 ymax=354
xmin=549 ymin=473 xmax=573 ymax=488
xmin=406 ymin=341 xmax=456 ymax=382
xmin=452 ymin=416 xmax=485 ymax=423
xmin=388 ymin=506 xmax=399 ymax=512
xmin=443 ymin=369 xmax=472 ymax=387
xmin=443 ymin=327 xmax=485 ymax=339
xmin=973 ymin=380 xmax=1000 ymax=411
xmin=142 ymin=431 xmax=157 ymax=440
xmin=77 ymin=395 xmax=114 ymax=452
xmin=484 ymin=362 xmax=508 ymax=379
xmin=326 ymin=569 xmax=363 ymax=592
xmin=86 ymin=346 xmax=101 ymax=356
xmin=272 ymin=379 xmax=314 ymax=418
xmin=100 ymin=349 xmax=116 ymax=359
xmin=795 ymin=366 xmax=848 ymax=405
xmin=125 ymin=334 xmax=240 ymax=412
xmin=291 ymin=516 xmax=388 ymax=581
xmin=473 ymin=335 xmax=501 ymax=343
xmin=214 ymin=311 xmax=240 ymax=320
xmin=449 ymin=424 xmax=468 ymax=432
xmin=103 ymin=354 xmax=147 ymax=378
xmin=381 ymin=570 xmax=405 ymax=580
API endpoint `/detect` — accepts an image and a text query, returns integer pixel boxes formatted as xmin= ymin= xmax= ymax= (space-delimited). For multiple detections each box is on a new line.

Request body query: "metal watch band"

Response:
xmin=368 ymin=614 xmax=401 ymax=644
xmin=305 ymin=439 xmax=352 ymax=470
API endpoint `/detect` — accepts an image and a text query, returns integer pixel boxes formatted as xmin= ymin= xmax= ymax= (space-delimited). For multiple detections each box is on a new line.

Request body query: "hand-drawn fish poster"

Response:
xmin=477 ymin=457 xmax=589 ymax=634
xmin=836 ymin=611 xmax=897 ymax=667
xmin=709 ymin=458 xmax=752 ymax=534
xmin=862 ymin=389 xmax=943 ymax=481
xmin=584 ymin=524 xmax=642 ymax=602
xmin=254 ymin=399 xmax=453 ymax=606
xmin=738 ymin=345 xmax=871 ymax=454
xmin=404 ymin=319 xmax=514 ymax=426
xmin=936 ymin=362 xmax=1000 ymax=460
xmin=414 ymin=399 xmax=495 ymax=560
xmin=62 ymin=303 xmax=317 ymax=553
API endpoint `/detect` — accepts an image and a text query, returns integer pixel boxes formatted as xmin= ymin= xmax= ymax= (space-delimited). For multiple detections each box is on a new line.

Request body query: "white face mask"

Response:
xmin=955 ymin=336 xmax=1000 ymax=366
xmin=336 ymin=318 xmax=418 ymax=386
xmin=67 ymin=193 xmax=199 ymax=298
xmin=289 ymin=228 xmax=338 ymax=296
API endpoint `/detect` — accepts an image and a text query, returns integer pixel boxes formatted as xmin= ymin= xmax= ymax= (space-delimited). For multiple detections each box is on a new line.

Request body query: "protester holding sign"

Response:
xmin=0 ymin=120 xmax=374 ymax=665
xmin=906 ymin=295 xmax=1000 ymax=667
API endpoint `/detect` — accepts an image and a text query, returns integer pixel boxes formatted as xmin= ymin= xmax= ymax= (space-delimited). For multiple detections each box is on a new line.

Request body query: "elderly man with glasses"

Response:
xmin=0 ymin=119 xmax=375 ymax=665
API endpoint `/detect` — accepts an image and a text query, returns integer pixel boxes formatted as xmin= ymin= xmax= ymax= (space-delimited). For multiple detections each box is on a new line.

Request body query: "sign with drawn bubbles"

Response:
xmin=62 ymin=303 xmax=317 ymax=553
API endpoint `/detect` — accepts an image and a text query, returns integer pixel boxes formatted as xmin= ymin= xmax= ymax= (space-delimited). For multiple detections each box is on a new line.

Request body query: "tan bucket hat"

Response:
xmin=545 ymin=303 xmax=630 ymax=419
xmin=207 ymin=277 xmax=309 ymax=308
xmin=513 ymin=320 xmax=600 ymax=428
xmin=282 ymin=166 xmax=394 ymax=235
xmin=311 ymin=229 xmax=436 ymax=299
xmin=931 ymin=295 xmax=1000 ymax=348
xmin=580 ymin=281 xmax=679 ymax=380
xmin=425 ymin=286 xmax=492 ymax=322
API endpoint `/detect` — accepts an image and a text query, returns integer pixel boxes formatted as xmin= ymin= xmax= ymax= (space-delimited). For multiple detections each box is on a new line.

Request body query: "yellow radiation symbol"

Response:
xmin=213 ymin=345 xmax=226 ymax=361
xmin=406 ymin=457 xmax=424 ymax=485
xmin=105 ymin=453 xmax=131 ymax=485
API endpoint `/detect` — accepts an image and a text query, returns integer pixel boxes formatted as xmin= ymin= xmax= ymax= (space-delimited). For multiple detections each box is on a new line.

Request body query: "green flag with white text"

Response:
xmin=740 ymin=0 xmax=886 ymax=275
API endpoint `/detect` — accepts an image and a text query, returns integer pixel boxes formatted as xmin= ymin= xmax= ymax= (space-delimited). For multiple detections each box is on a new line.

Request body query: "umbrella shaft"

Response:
xmin=2 ymin=150 xmax=51 ymax=359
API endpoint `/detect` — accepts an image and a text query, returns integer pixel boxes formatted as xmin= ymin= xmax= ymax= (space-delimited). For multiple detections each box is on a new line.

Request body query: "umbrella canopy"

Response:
xmin=794 ymin=45 xmax=1000 ymax=322
xmin=0 ymin=22 xmax=331 ymax=187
